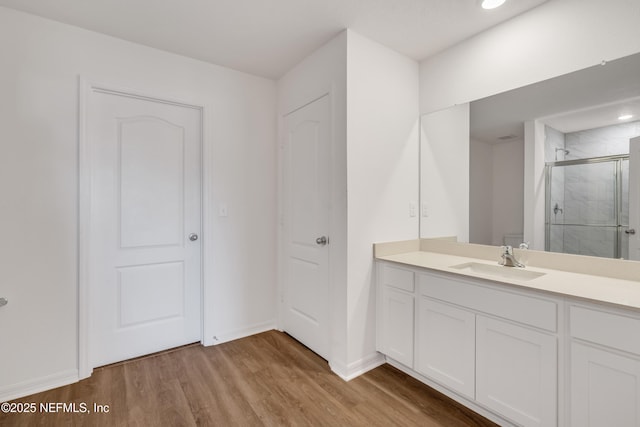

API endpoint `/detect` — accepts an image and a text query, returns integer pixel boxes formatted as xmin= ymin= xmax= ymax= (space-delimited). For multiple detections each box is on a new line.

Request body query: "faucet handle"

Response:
xmin=519 ymin=242 xmax=530 ymax=250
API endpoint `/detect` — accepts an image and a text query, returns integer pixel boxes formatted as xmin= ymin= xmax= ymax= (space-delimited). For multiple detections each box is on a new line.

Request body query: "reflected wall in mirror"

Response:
xmin=419 ymin=104 xmax=469 ymax=241
xmin=420 ymin=51 xmax=640 ymax=260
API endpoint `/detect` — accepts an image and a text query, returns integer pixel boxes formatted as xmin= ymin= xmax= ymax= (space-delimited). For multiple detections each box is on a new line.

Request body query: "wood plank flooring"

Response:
xmin=1 ymin=331 xmax=498 ymax=427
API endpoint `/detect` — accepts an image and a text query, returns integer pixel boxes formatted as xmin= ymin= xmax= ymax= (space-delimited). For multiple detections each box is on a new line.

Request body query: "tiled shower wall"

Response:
xmin=547 ymin=121 xmax=640 ymax=258
xmin=565 ymin=121 xmax=640 ymax=159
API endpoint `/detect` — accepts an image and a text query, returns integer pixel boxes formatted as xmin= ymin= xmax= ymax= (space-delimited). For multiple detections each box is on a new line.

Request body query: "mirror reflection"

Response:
xmin=421 ymin=52 xmax=640 ymax=260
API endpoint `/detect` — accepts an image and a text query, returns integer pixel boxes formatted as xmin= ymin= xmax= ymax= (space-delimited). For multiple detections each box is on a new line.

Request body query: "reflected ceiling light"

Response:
xmin=481 ymin=0 xmax=507 ymax=9
xmin=618 ymin=114 xmax=634 ymax=121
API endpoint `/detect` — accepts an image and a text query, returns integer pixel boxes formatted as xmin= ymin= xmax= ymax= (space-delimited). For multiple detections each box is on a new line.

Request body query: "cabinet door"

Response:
xmin=378 ymin=287 xmax=414 ymax=367
xmin=476 ymin=316 xmax=557 ymax=427
xmin=571 ymin=341 xmax=640 ymax=427
xmin=416 ymin=297 xmax=475 ymax=399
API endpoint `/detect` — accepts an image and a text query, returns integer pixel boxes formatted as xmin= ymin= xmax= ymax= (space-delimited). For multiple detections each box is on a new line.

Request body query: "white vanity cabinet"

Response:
xmin=376 ymin=263 xmax=415 ymax=368
xmin=377 ymin=261 xmax=559 ymax=427
xmin=418 ymin=271 xmax=558 ymax=427
xmin=375 ymin=244 xmax=640 ymax=427
xmin=569 ymin=304 xmax=640 ymax=427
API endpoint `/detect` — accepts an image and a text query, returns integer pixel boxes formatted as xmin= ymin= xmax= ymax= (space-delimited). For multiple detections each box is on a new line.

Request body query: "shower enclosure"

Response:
xmin=545 ymin=155 xmax=629 ymax=259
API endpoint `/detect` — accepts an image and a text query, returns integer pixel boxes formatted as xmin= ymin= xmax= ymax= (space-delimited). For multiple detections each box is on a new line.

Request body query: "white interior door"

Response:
xmin=628 ymin=136 xmax=640 ymax=260
xmin=282 ymin=95 xmax=331 ymax=360
xmin=88 ymin=88 xmax=202 ymax=367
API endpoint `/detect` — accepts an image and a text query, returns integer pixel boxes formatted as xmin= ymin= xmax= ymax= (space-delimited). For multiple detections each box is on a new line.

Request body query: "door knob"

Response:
xmin=0 ymin=298 xmax=7 ymax=308
xmin=315 ymin=236 xmax=328 ymax=246
xmin=189 ymin=233 xmax=199 ymax=241
xmin=625 ymin=229 xmax=636 ymax=235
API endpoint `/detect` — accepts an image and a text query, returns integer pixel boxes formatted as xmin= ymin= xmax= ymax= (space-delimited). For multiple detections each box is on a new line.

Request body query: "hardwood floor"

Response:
xmin=1 ymin=331 xmax=498 ymax=427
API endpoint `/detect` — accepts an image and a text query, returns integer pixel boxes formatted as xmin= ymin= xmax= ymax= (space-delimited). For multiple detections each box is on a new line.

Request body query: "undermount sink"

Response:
xmin=449 ymin=262 xmax=546 ymax=281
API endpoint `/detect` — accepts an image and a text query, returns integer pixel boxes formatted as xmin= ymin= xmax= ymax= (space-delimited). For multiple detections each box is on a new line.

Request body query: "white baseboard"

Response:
xmin=2 ymin=323 xmax=278 ymax=402
xmin=330 ymin=351 xmax=386 ymax=381
xmin=0 ymin=369 xmax=79 ymax=403
xmin=206 ymin=321 xmax=276 ymax=346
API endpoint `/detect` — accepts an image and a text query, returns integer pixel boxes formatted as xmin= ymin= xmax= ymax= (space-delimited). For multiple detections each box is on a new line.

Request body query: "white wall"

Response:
xmin=277 ymin=30 xmax=419 ymax=380
xmin=470 ymin=139 xmax=493 ymax=245
xmin=277 ymin=31 xmax=349 ymax=376
xmin=491 ymin=140 xmax=524 ymax=246
xmin=469 ymin=139 xmax=524 ymax=247
xmin=0 ymin=6 xmax=277 ymax=401
xmin=524 ymin=120 xmax=547 ymax=250
xmin=346 ymin=31 xmax=419 ymax=374
xmin=420 ymin=104 xmax=470 ymax=241
xmin=420 ymin=0 xmax=640 ymax=113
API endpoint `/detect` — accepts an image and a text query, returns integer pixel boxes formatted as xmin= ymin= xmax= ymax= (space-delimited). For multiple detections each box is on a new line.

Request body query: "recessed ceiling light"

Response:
xmin=481 ymin=0 xmax=507 ymax=9
xmin=618 ymin=114 xmax=634 ymax=121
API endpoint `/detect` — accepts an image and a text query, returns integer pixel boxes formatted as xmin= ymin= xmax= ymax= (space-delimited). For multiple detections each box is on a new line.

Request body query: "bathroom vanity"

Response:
xmin=375 ymin=239 xmax=640 ymax=427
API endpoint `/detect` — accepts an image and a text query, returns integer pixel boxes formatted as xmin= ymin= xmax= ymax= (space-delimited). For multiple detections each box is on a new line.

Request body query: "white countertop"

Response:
xmin=377 ymin=250 xmax=640 ymax=311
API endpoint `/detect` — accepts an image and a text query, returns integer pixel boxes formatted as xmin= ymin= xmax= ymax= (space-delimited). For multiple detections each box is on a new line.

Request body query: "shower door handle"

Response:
xmin=625 ymin=229 xmax=636 ymax=235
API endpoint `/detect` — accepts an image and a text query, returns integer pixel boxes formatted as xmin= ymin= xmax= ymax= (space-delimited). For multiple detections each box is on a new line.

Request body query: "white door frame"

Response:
xmin=629 ymin=136 xmax=640 ymax=261
xmin=78 ymin=79 xmax=208 ymax=378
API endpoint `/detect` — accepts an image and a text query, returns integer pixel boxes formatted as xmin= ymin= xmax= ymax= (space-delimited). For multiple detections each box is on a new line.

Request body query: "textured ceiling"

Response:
xmin=0 ymin=0 xmax=548 ymax=78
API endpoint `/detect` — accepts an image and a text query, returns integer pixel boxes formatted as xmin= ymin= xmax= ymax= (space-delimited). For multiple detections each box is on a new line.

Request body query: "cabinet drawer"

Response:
xmin=419 ymin=273 xmax=557 ymax=332
xmin=381 ymin=264 xmax=415 ymax=292
xmin=570 ymin=305 xmax=640 ymax=355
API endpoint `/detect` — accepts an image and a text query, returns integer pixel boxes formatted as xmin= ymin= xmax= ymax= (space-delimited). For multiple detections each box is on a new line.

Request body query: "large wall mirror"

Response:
xmin=420 ymin=51 xmax=640 ymax=260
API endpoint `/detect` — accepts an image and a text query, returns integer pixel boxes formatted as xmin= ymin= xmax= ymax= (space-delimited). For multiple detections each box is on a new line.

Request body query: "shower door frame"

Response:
xmin=545 ymin=154 xmax=629 ymax=259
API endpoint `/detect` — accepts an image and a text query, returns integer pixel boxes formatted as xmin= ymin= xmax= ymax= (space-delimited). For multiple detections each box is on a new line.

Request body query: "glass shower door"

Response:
xmin=547 ymin=157 xmax=627 ymax=259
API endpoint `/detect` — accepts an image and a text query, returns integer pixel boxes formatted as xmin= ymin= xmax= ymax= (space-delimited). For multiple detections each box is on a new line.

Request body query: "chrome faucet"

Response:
xmin=500 ymin=245 xmax=524 ymax=268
